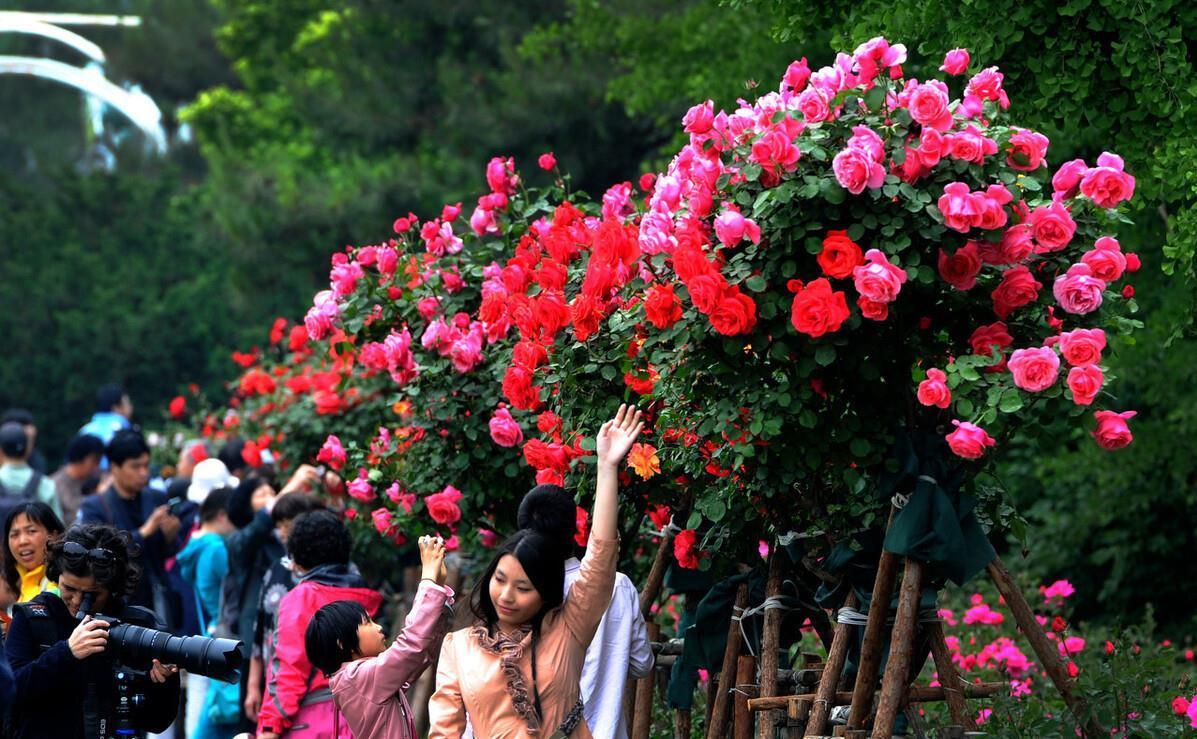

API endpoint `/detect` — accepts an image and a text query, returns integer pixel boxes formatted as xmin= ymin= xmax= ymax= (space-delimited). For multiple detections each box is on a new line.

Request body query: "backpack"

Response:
xmin=0 ymin=471 xmax=44 ymax=522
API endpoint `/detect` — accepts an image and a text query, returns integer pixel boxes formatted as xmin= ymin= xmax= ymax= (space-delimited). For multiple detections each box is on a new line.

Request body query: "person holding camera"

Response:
xmin=4 ymin=523 xmax=181 ymax=739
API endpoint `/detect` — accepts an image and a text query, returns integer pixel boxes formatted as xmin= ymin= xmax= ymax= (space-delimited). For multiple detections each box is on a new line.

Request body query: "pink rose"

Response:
xmin=996 ymin=224 xmax=1034 ymax=264
xmin=1053 ymin=263 xmax=1106 ymax=315
xmin=1028 ymin=202 xmax=1077 ymax=253
xmin=317 ymin=434 xmax=346 ymax=471
xmin=486 ymin=156 xmax=518 ymax=195
xmin=1080 ymin=152 xmax=1135 ymax=208
xmin=1067 ymin=365 xmax=1104 ymax=406
xmin=797 ymin=87 xmax=831 ymax=123
xmin=1092 ymin=410 xmax=1136 ymax=450
xmin=371 ymin=508 xmax=395 ymax=537
xmin=937 ymin=182 xmax=981 ymax=233
xmin=750 ymin=128 xmax=802 ymax=181
xmin=682 ymin=100 xmax=715 ymax=135
xmin=1058 ymin=328 xmax=1106 ymax=366
xmin=488 ymin=406 xmax=524 ymax=447
xmin=832 ymin=146 xmax=886 ymax=194
xmin=470 ymin=205 xmax=498 ymax=236
xmin=965 ymin=67 xmax=1009 ymax=109
xmin=1081 ymin=236 xmax=1127 ymax=282
xmin=940 ymin=48 xmax=970 ymax=75
xmin=417 ymin=296 xmax=441 ymax=321
xmin=908 ymin=82 xmax=953 ymax=132
xmin=1006 ymin=129 xmax=1050 ymax=171
xmin=1052 ymin=158 xmax=1088 ymax=198
xmin=425 ymin=485 xmax=463 ymax=525
xmin=946 ymin=420 xmax=996 ymax=460
xmin=917 ymin=368 xmax=951 ymax=408
xmin=537 ymin=152 xmax=557 ymax=170
xmin=448 ymin=328 xmax=484 ymax=373
xmin=1008 ymin=347 xmax=1060 ymax=392
xmin=976 ymin=184 xmax=1012 ymax=230
xmin=852 ymin=249 xmax=907 ymax=303
xmin=938 ymin=243 xmax=982 ymax=290
xmin=601 ymin=182 xmax=634 ymax=221
xmin=441 ymin=202 xmax=462 ymax=222
xmin=782 ymin=58 xmax=811 ymax=92
xmin=347 ymin=471 xmax=377 ymax=503
xmin=991 ymin=265 xmax=1043 ymax=319
xmin=304 ymin=291 xmax=339 ymax=340
xmin=714 ymin=207 xmax=762 ymax=247
xmin=847 ymin=125 xmax=885 ymax=162
xmin=945 ymin=125 xmax=998 ymax=165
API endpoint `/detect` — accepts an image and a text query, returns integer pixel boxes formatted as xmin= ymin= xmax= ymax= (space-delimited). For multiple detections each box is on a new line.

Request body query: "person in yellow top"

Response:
xmin=5 ymin=501 xmax=65 ymax=602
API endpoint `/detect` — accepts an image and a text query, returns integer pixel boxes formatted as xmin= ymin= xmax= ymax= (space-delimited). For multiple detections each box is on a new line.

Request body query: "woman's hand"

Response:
xmin=595 ymin=404 xmax=644 ymax=469
xmin=149 ymin=659 xmax=178 ymax=684
xmin=419 ymin=535 xmax=448 ymax=585
xmin=68 ymin=617 xmax=109 ymax=660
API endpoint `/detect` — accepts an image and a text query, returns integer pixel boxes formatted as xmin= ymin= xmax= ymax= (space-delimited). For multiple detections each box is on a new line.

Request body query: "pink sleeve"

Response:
xmin=428 ymin=631 xmax=467 ymax=738
xmin=257 ymin=590 xmax=312 ymax=734
xmin=343 ymin=581 xmax=454 ymax=701
xmin=561 ymin=536 xmax=619 ymax=645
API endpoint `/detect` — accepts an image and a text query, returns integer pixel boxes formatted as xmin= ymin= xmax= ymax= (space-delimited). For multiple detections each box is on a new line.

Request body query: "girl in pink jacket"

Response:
xmin=307 ymin=535 xmax=454 ymax=739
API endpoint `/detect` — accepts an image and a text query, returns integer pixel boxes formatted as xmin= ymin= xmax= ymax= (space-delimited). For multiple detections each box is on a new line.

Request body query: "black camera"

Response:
xmin=165 ymin=495 xmax=192 ymax=518
xmin=97 ymin=616 xmax=244 ymax=684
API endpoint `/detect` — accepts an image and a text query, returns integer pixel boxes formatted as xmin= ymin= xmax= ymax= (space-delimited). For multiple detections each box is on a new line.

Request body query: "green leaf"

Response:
xmin=999 ymin=392 xmax=1024 ymax=413
xmin=600 ymin=365 xmax=617 ymax=381
xmin=745 ymin=275 xmax=767 ymax=292
xmin=956 ymin=398 xmax=975 ymax=417
xmin=815 ymin=344 xmax=836 ymax=366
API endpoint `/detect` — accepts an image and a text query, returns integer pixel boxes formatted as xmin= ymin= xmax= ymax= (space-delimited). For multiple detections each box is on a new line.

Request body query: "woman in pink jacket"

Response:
xmin=429 ymin=404 xmax=644 ymax=739
xmin=307 ymin=534 xmax=454 ymax=739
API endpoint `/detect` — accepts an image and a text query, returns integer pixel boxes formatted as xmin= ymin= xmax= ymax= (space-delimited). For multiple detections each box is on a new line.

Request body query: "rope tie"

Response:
xmin=891 ymin=492 xmax=910 ymax=509
xmin=836 ymin=606 xmax=941 ymax=625
xmin=738 ymin=596 xmax=790 ymax=656
xmin=657 ymin=522 xmax=683 ymax=537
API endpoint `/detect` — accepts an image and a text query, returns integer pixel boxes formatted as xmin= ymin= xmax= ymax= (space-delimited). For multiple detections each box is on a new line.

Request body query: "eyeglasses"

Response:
xmin=62 ymin=541 xmax=114 ymax=569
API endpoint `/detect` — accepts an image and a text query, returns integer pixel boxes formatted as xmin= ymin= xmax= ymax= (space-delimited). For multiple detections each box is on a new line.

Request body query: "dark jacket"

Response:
xmin=5 ymin=591 xmax=181 ymax=739
xmin=77 ymin=488 xmax=180 ymax=612
xmin=219 ymin=509 xmax=282 ymax=645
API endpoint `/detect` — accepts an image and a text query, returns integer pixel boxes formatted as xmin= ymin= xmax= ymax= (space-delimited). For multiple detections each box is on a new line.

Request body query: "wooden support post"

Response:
xmin=706 ymin=583 xmax=750 ymax=739
xmin=758 ymin=549 xmax=786 ymax=739
xmin=871 ymin=558 xmax=924 ymax=739
xmin=674 ymin=709 xmax=691 ymax=739
xmin=988 ymin=557 xmax=1103 ymax=737
xmin=734 ymin=654 xmax=758 ymax=739
xmin=631 ymin=621 xmax=662 ymax=739
xmin=748 ymin=681 xmax=1007 ymax=711
xmin=846 ymin=507 xmax=901 ymax=730
xmin=926 ymin=621 xmax=974 ymax=730
xmin=803 ymin=593 xmax=857 ymax=737
xmin=786 ymin=698 xmax=811 ymax=738
xmin=640 ymin=525 xmax=677 ymax=617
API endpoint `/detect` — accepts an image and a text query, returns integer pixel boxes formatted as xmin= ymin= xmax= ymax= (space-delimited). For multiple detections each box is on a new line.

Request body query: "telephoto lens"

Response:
xmin=101 ymin=619 xmax=244 ymax=684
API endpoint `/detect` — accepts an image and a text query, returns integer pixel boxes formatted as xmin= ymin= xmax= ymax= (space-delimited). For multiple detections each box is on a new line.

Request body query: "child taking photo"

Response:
xmin=306 ymin=534 xmax=454 ymax=739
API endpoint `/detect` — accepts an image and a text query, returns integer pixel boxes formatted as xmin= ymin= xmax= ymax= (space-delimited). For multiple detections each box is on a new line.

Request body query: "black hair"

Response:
xmin=516 ymin=484 xmax=577 ymax=556
xmin=0 ymin=409 xmax=34 ymax=427
xmin=305 ymin=600 xmax=371 ymax=677
xmin=271 ymin=492 xmax=322 ymax=526
xmin=65 ymin=434 xmax=106 ymax=464
xmin=218 ymin=438 xmax=248 ymax=475
xmin=287 ymin=510 xmax=351 ymax=571
xmin=3 ymin=502 xmax=66 ymax=594
xmin=0 ymin=423 xmax=27 ymax=458
xmin=469 ymin=529 xmax=566 ymax=628
xmin=199 ymin=486 xmax=233 ymax=523
xmin=107 ymin=429 xmax=150 ymax=468
xmin=228 ymin=475 xmax=265 ymax=529
xmin=96 ymin=384 xmax=127 ymax=413
xmin=46 ymin=523 xmax=140 ymax=602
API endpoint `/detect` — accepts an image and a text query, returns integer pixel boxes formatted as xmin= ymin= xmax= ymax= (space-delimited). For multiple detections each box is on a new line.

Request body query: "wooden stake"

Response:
xmin=988 ymin=557 xmax=1103 ymax=737
xmin=706 ymin=583 xmax=750 ymax=739
xmin=674 ymin=709 xmax=691 ymax=739
xmin=758 ymin=549 xmax=786 ymax=739
xmin=926 ymin=621 xmax=974 ymax=730
xmin=734 ymin=654 xmax=758 ymax=739
xmin=748 ymin=681 xmax=1007 ymax=711
xmin=871 ymin=558 xmax=925 ymax=739
xmin=640 ymin=526 xmax=677 ymax=617
xmin=804 ymin=593 xmax=858 ymax=736
xmin=846 ymin=507 xmax=901 ymax=730
xmin=632 ymin=621 xmax=662 ymax=739
xmin=786 ymin=698 xmax=811 ymax=738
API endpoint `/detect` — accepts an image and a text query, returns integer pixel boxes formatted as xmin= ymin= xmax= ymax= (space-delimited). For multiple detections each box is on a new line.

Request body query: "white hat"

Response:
xmin=188 ymin=458 xmax=232 ymax=503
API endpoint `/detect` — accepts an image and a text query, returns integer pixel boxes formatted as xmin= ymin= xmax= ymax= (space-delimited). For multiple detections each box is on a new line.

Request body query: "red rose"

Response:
xmin=644 ymin=284 xmax=683 ymax=329
xmin=686 ymin=273 xmax=727 ymax=313
xmin=533 ymin=291 xmax=571 ymax=339
xmin=571 ymin=295 xmax=603 ymax=341
xmin=168 ymin=396 xmax=186 ymax=419
xmin=288 ymin=325 xmax=308 ymax=353
xmin=523 ymin=439 xmax=570 ymax=474
xmin=990 ymin=265 xmax=1042 ymax=319
xmin=817 ymin=230 xmax=864 ymax=279
xmin=270 ymin=317 xmax=287 ymax=345
xmin=512 ymin=339 xmax=548 ymax=370
xmin=502 ymin=365 xmax=542 ymax=410
xmin=536 ymin=411 xmax=563 ymax=437
xmin=425 ymin=491 xmax=462 ymax=525
xmin=674 ymin=529 xmax=701 ymax=569
xmin=790 ymin=278 xmax=850 ymax=338
xmin=672 ymin=245 xmax=715 ymax=282
xmin=937 ymin=242 xmax=983 ymax=291
xmin=857 ymin=296 xmax=889 ymax=321
xmin=624 ymin=366 xmax=659 ymax=396
xmin=707 ymin=290 xmax=757 ymax=336
xmin=313 ymin=390 xmax=343 ymax=415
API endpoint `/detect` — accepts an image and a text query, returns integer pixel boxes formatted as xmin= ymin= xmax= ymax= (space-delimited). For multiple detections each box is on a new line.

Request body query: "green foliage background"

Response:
xmin=1 ymin=0 xmax=1195 ymax=632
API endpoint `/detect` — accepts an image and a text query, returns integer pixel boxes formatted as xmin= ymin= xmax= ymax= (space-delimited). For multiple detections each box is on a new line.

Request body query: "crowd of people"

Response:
xmin=0 ymin=392 xmax=655 ymax=739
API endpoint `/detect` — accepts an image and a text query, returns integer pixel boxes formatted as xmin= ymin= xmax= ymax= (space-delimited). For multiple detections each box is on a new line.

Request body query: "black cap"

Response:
xmin=0 ymin=422 xmax=28 ymax=457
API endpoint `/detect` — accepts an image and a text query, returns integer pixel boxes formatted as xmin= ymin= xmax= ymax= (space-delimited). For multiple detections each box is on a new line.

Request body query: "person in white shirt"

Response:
xmin=516 ymin=484 xmax=655 ymax=739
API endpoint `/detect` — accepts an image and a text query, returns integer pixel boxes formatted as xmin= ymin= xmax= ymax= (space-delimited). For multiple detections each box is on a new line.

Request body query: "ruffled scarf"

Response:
xmin=471 ymin=623 xmax=540 ymax=734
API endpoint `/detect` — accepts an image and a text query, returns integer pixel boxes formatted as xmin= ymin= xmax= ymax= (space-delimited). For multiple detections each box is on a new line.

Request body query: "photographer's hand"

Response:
xmin=159 ymin=513 xmax=181 ymax=542
xmin=280 ymin=464 xmax=322 ymax=496
xmin=418 ymin=535 xmax=447 ymax=585
xmin=68 ymin=617 xmax=109 ymax=660
xmin=138 ymin=505 xmax=168 ymax=540
xmin=149 ymin=659 xmax=178 ymax=684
